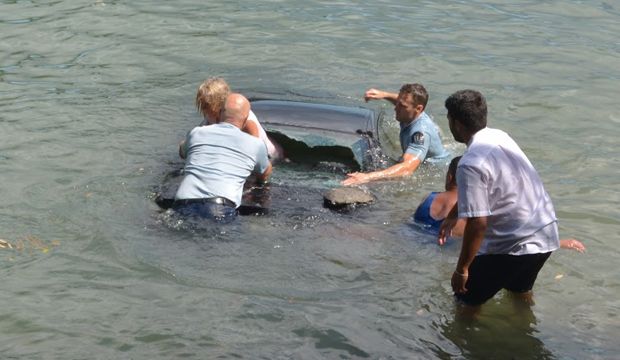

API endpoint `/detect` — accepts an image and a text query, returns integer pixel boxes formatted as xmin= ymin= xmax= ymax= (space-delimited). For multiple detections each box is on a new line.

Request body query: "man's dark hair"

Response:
xmin=445 ymin=89 xmax=487 ymax=131
xmin=400 ymin=83 xmax=429 ymax=109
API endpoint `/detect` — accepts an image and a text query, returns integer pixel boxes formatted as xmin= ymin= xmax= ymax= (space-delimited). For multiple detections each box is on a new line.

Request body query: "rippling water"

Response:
xmin=1 ymin=1 xmax=618 ymax=358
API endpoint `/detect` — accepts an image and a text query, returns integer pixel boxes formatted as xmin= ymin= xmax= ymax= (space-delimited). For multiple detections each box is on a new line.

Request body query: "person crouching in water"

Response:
xmin=174 ymin=93 xmax=272 ymax=222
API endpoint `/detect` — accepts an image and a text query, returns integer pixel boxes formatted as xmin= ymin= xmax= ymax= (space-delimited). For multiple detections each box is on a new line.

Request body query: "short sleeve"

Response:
xmin=404 ymin=130 xmax=430 ymax=160
xmin=457 ymin=164 xmax=491 ymax=218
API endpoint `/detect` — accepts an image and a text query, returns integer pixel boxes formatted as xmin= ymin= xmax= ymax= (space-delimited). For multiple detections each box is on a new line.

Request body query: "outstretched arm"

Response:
xmin=364 ymin=88 xmax=399 ymax=105
xmin=341 ymin=153 xmax=421 ymax=186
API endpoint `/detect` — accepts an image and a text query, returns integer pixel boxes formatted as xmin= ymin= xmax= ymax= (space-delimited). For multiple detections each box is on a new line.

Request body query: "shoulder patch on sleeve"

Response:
xmin=411 ymin=131 xmax=425 ymax=145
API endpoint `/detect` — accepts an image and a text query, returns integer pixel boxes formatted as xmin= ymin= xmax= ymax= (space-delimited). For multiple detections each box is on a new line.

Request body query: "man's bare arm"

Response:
xmin=451 ymin=216 xmax=487 ymax=294
xmin=342 ymin=153 xmax=420 ymax=186
xmin=364 ymin=88 xmax=399 ymax=105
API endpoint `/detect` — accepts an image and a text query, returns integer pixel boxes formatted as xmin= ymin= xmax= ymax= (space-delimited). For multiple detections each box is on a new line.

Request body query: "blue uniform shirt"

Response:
xmin=399 ymin=111 xmax=449 ymax=161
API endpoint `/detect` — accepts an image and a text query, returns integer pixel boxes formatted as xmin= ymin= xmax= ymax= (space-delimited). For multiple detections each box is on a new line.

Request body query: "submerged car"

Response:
xmin=250 ymin=99 xmax=385 ymax=171
xmin=155 ymin=98 xmax=387 ymax=212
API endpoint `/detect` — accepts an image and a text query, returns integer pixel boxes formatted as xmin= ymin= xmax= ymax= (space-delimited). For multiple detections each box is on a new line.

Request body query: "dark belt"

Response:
xmin=173 ymin=196 xmax=236 ymax=208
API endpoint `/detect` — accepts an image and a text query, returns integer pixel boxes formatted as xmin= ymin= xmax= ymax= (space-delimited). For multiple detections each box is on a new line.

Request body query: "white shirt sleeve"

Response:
xmin=457 ymin=164 xmax=492 ymax=218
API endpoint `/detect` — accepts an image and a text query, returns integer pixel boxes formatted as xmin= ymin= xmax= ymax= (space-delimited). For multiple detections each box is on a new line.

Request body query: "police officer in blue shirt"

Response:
xmin=342 ymin=83 xmax=449 ymax=186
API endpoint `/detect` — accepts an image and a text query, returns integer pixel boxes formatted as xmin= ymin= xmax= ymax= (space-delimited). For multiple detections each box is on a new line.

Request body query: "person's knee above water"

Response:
xmin=439 ymin=89 xmax=560 ymax=307
xmin=174 ymin=93 xmax=272 ymax=220
xmin=342 ymin=83 xmax=449 ymax=186
xmin=183 ymin=77 xmax=282 ymax=160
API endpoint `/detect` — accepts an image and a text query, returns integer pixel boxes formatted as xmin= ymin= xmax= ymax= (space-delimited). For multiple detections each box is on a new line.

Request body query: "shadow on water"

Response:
xmin=292 ymin=327 xmax=370 ymax=358
xmin=439 ymin=296 xmax=556 ymax=359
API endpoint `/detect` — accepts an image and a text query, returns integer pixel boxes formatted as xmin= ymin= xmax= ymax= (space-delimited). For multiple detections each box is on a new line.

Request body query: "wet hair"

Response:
xmin=399 ymin=83 xmax=429 ymax=109
xmin=446 ymin=155 xmax=462 ymax=188
xmin=195 ymin=78 xmax=231 ymax=119
xmin=444 ymin=89 xmax=487 ymax=132
xmin=448 ymin=155 xmax=462 ymax=178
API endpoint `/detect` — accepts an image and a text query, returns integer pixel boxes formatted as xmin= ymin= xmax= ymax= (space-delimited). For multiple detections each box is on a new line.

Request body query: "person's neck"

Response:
xmin=402 ymin=112 xmax=423 ymax=127
xmin=464 ymin=127 xmax=486 ymax=145
xmin=221 ymin=119 xmax=245 ymax=130
xmin=203 ymin=115 xmax=218 ymax=125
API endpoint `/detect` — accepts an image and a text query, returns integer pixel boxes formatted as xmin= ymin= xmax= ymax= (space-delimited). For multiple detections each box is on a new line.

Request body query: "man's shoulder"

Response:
xmin=473 ymin=127 xmax=511 ymax=143
xmin=462 ymin=128 xmax=516 ymax=168
xmin=411 ymin=112 xmax=439 ymax=131
xmin=235 ymin=131 xmax=268 ymax=156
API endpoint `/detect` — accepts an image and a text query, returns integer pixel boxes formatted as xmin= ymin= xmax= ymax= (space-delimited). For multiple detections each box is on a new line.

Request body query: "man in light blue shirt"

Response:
xmin=342 ymin=83 xmax=449 ymax=186
xmin=175 ymin=93 xmax=272 ymax=221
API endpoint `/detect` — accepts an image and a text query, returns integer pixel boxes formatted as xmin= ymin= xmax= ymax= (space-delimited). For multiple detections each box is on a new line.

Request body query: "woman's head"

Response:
xmin=195 ymin=78 xmax=231 ymax=121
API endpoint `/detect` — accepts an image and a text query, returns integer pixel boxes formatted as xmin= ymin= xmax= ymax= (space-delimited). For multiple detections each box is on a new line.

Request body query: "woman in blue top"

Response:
xmin=413 ymin=156 xmax=586 ymax=252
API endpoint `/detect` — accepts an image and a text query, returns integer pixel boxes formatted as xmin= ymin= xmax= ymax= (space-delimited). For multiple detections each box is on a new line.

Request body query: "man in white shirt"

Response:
xmin=438 ymin=89 xmax=560 ymax=307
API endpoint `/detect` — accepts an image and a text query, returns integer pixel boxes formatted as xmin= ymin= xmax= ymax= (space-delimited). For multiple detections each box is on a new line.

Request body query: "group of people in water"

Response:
xmin=172 ymin=77 xmax=584 ymax=311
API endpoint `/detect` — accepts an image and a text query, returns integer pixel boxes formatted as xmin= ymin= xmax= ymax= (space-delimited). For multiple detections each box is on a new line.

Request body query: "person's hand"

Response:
xmin=451 ymin=270 xmax=468 ymax=294
xmin=341 ymin=172 xmax=369 ymax=186
xmin=438 ymin=216 xmax=457 ymax=246
xmin=560 ymin=238 xmax=586 ymax=253
xmin=364 ymin=88 xmax=384 ymax=102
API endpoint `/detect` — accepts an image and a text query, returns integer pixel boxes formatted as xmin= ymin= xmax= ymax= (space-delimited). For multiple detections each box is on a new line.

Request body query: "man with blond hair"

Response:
xmin=174 ymin=93 xmax=272 ymax=221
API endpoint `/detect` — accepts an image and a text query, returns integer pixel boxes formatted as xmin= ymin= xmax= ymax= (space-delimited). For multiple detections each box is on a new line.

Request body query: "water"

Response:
xmin=1 ymin=0 xmax=618 ymax=358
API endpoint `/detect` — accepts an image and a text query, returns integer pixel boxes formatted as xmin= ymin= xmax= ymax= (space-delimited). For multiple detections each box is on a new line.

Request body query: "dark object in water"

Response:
xmin=312 ymin=161 xmax=353 ymax=175
xmin=323 ymin=187 xmax=376 ymax=211
xmin=156 ymin=99 xmax=385 ymax=214
xmin=154 ymin=171 xmax=268 ymax=216
xmin=250 ymin=99 xmax=385 ymax=171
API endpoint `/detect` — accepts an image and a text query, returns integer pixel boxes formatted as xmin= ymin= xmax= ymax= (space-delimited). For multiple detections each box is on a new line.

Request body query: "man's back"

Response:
xmin=457 ymin=127 xmax=559 ymax=254
xmin=175 ymin=123 xmax=269 ymax=207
